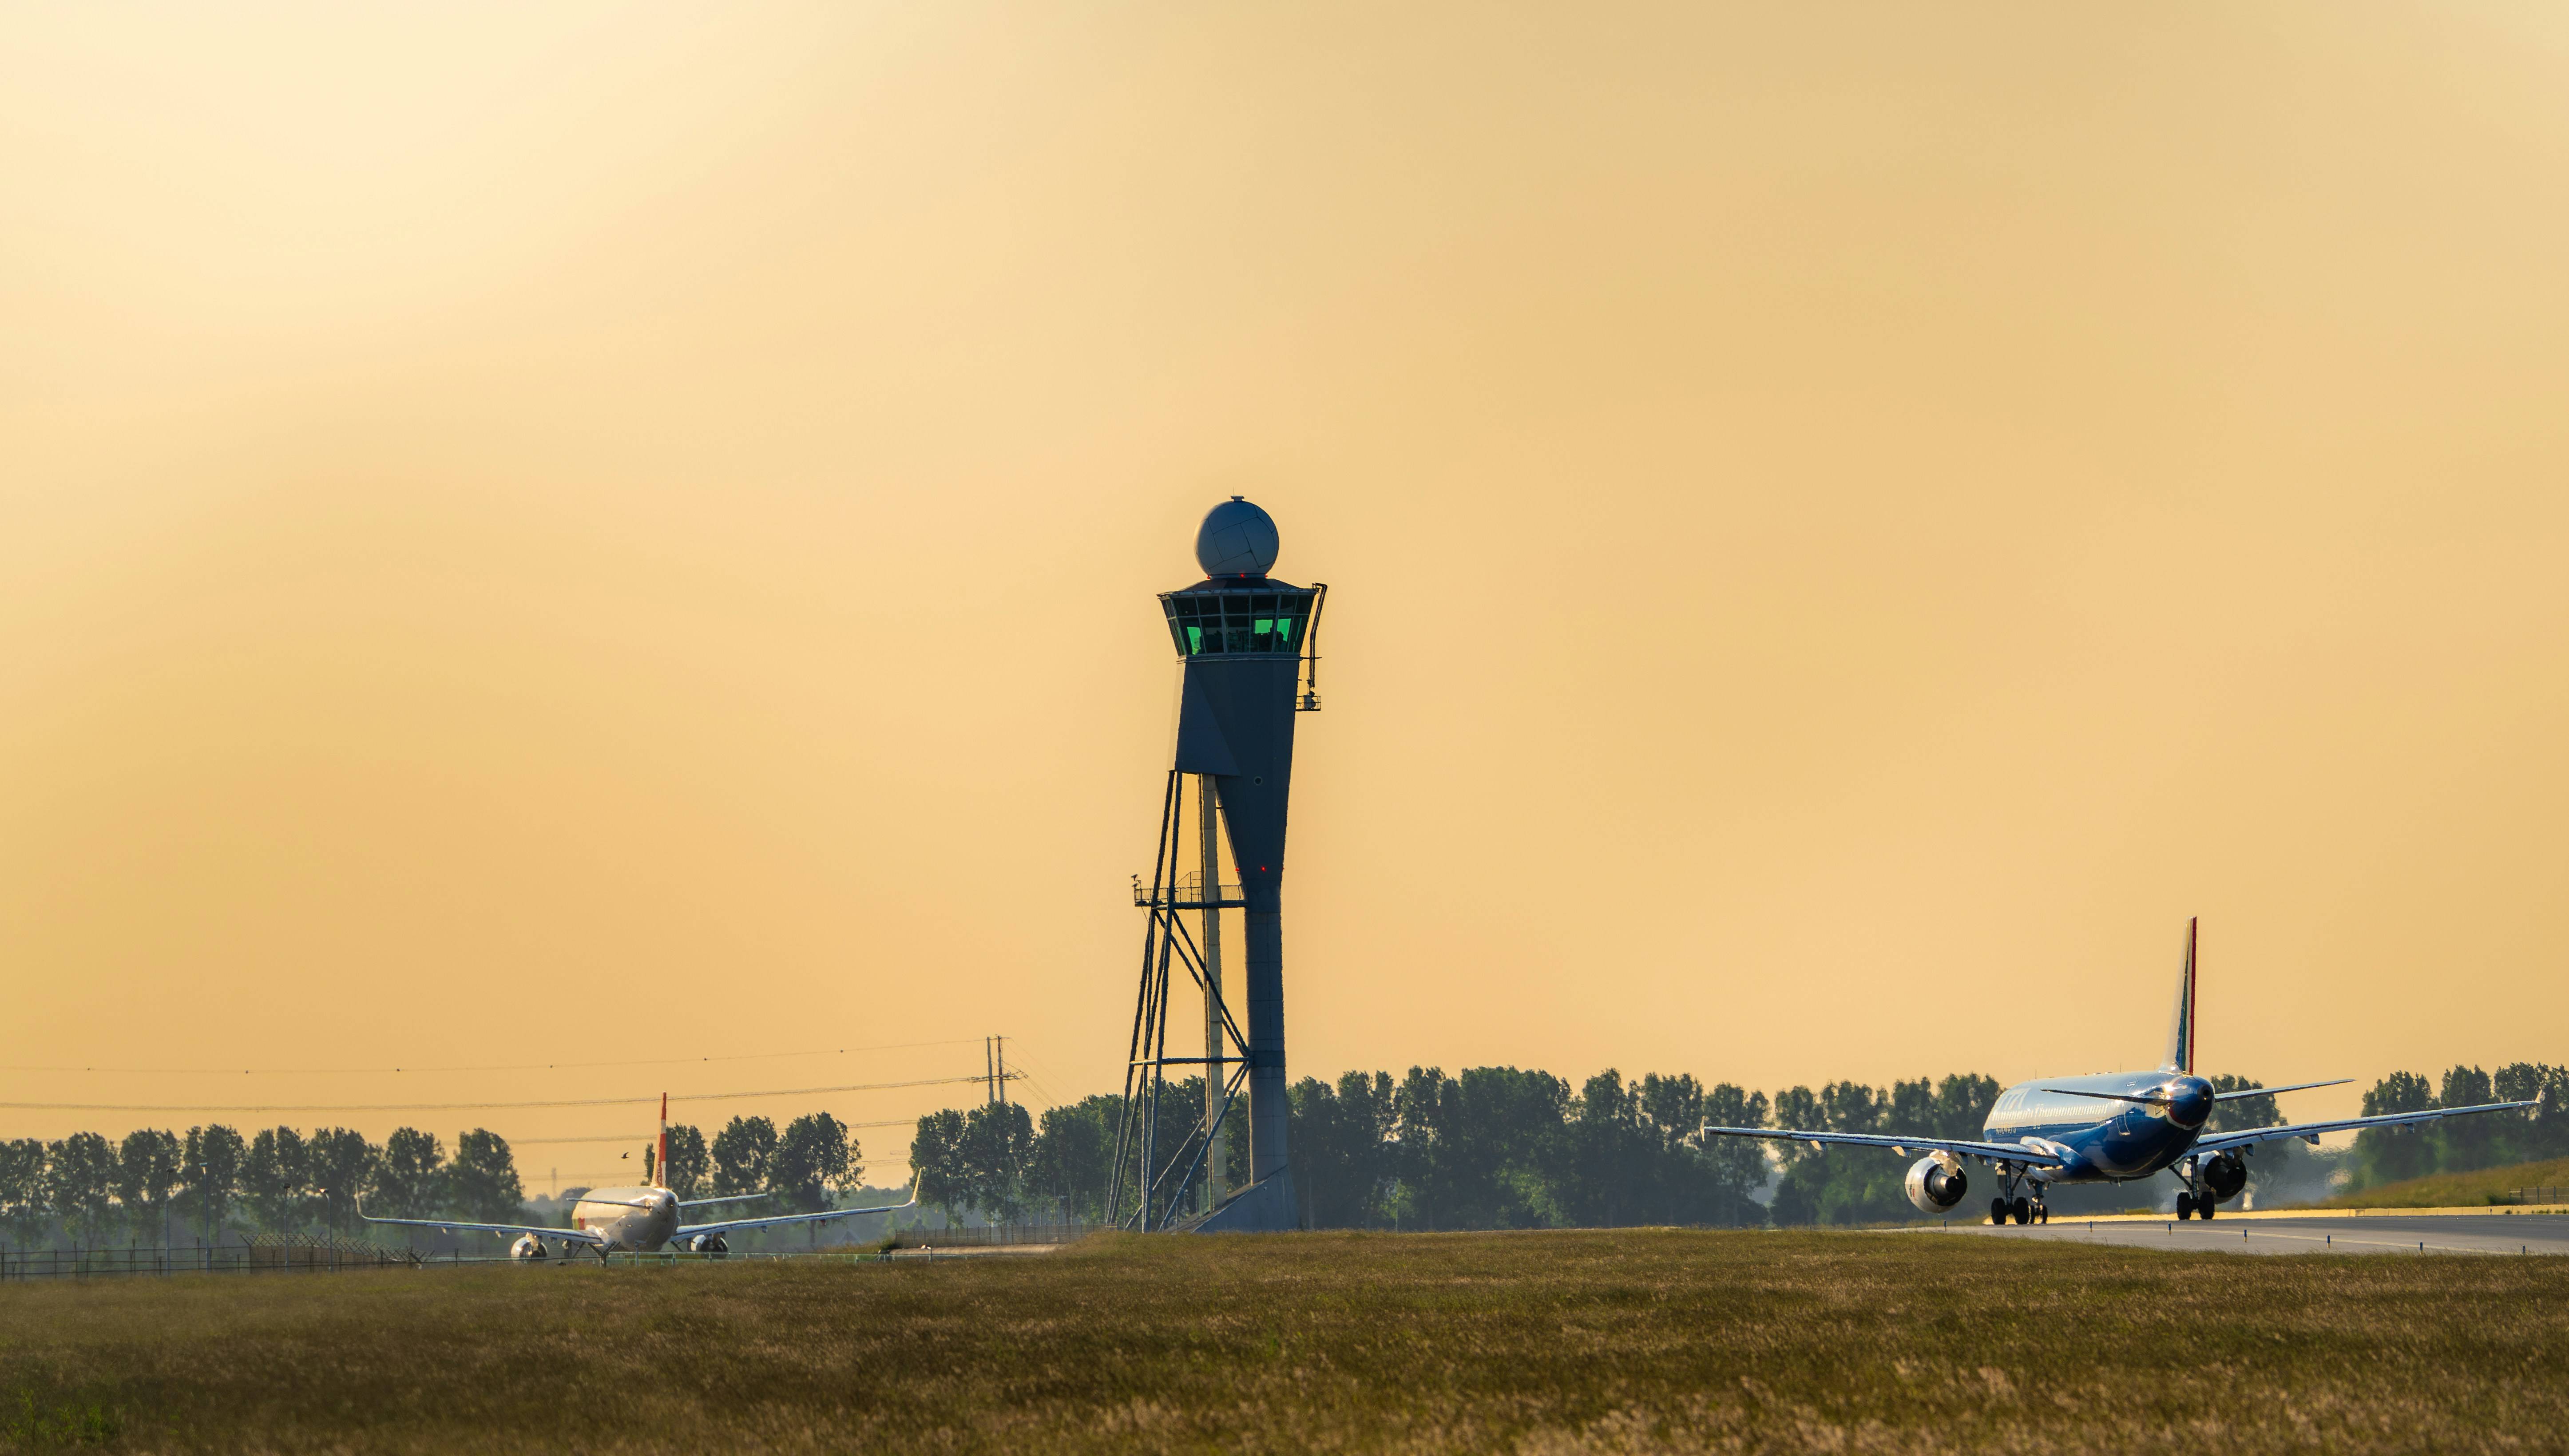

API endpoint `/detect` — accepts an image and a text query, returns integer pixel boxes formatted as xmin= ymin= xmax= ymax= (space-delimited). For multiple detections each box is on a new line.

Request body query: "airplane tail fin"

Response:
xmin=655 ymin=1092 xmax=670 ymax=1190
xmin=2162 ymin=917 xmax=2198 ymax=1074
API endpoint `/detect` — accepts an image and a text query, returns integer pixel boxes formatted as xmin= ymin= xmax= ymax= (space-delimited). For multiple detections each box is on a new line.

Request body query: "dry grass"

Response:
xmin=2315 ymin=1157 xmax=2569 ymax=1209
xmin=1 ymin=1229 xmax=2563 ymax=1454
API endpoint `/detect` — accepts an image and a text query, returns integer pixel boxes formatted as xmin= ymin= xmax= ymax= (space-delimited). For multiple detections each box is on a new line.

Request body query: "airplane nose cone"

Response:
xmin=2167 ymin=1078 xmax=2213 ymax=1129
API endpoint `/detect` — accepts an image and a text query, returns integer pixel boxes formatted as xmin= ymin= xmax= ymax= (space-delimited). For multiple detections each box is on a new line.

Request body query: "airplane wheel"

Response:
xmin=2012 ymin=1197 xmax=2032 ymax=1225
xmin=2176 ymin=1193 xmax=2193 ymax=1220
xmin=2198 ymin=1198 xmax=2215 ymax=1221
xmin=2037 ymin=1206 xmax=2049 ymax=1225
xmin=1990 ymin=1198 xmax=2008 ymax=1226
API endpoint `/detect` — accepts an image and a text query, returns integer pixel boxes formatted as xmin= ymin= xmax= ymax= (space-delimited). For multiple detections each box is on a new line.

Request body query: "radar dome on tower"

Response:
xmin=1195 ymin=496 xmax=1280 ymax=578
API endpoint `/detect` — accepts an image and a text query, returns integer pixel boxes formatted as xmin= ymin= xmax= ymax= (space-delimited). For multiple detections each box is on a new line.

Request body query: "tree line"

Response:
xmin=14 ymin=1061 xmax=2548 ymax=1246
xmin=652 ymin=1112 xmax=871 ymax=1211
xmin=914 ymin=1068 xmax=1772 ymax=1229
xmin=0 ymin=1110 xmax=872 ymax=1250
xmin=910 ymin=1060 xmax=2569 ymax=1228
xmin=2350 ymin=1062 xmax=2569 ymax=1188
xmin=0 ymin=1126 xmax=524 ymax=1249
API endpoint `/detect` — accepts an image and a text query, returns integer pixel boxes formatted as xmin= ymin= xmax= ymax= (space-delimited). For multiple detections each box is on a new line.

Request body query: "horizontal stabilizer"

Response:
xmin=678 ymin=1193 xmax=771 ymax=1211
xmin=2042 ymin=1087 xmax=2173 ymax=1106
xmin=1698 ymin=1124 xmax=2073 ymax=1170
xmin=2213 ymin=1078 xmax=2350 ymax=1101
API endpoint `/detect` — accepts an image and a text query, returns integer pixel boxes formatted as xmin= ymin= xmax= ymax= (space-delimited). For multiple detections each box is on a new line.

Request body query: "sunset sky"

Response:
xmin=6 ymin=4 xmax=2568 ymax=1179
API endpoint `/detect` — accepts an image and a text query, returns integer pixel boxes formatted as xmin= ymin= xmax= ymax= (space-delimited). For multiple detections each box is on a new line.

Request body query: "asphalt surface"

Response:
xmin=1911 ymin=1211 xmax=2569 ymax=1256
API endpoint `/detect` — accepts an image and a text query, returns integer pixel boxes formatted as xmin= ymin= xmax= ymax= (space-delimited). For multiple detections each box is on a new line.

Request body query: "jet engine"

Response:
xmin=2199 ymin=1150 xmax=2247 ymax=1203
xmin=509 ymin=1234 xmax=548 ymax=1261
xmin=688 ymin=1233 xmax=729 ymax=1256
xmin=1904 ymin=1156 xmax=1969 ymax=1214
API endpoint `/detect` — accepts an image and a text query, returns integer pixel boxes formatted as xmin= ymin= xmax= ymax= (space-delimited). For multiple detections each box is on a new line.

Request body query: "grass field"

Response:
xmin=2 ymin=1230 xmax=2564 ymax=1454
xmin=2314 ymin=1156 xmax=2569 ymax=1209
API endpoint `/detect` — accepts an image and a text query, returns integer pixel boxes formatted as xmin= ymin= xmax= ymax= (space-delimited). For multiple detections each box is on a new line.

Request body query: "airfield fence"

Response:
xmin=2506 ymin=1187 xmax=2566 ymax=1205
xmin=881 ymin=1221 xmax=1103 ymax=1249
xmin=0 ymin=1234 xmax=415 ymax=1281
xmin=0 ymin=1224 xmax=1104 ymax=1280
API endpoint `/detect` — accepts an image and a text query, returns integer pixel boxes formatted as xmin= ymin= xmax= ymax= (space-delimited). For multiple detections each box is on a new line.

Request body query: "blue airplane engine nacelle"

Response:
xmin=1905 ymin=1157 xmax=1969 ymax=1214
xmin=2200 ymin=1150 xmax=2248 ymax=1203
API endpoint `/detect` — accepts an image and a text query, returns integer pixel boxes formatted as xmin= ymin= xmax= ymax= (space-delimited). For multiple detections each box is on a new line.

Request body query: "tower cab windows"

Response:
xmin=1162 ymin=590 xmax=1316 ymax=657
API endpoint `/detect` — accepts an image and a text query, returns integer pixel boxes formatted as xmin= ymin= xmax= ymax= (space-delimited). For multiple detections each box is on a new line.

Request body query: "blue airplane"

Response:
xmin=1701 ymin=919 xmax=2534 ymax=1225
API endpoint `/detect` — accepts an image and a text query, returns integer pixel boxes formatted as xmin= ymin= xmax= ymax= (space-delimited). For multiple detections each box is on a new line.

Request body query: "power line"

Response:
xmin=515 ymin=1117 xmax=919 ymax=1147
xmin=0 ymin=1072 xmax=1017 ymax=1116
xmin=0 ymin=1037 xmax=985 ymax=1078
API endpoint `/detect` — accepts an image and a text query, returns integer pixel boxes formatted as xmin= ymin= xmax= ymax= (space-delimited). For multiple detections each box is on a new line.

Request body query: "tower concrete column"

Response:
xmin=1242 ymin=906 xmax=1286 ymax=1182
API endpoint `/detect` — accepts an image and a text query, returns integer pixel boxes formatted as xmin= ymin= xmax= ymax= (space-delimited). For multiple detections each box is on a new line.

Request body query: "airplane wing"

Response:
xmin=2192 ymin=1099 xmax=2535 ymax=1154
xmin=677 ymin=1194 xmax=919 ymax=1238
xmin=357 ymin=1208 xmax=608 ymax=1245
xmin=678 ymin=1193 xmax=772 ymax=1211
xmin=1699 ymin=1125 xmax=2073 ymax=1168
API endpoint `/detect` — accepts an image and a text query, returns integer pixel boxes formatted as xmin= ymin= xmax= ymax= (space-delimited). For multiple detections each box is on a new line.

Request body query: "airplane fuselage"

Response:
xmin=566 ymin=1186 xmax=683 ymax=1251
xmin=1982 ymin=1071 xmax=2215 ymax=1184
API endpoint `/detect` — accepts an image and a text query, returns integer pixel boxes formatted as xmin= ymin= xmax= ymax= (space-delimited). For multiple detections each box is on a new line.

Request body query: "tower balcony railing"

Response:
xmin=1132 ymin=872 xmax=1246 ymax=909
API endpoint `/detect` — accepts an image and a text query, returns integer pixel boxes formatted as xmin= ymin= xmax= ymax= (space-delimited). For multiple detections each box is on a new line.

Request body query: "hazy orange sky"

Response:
xmin=7 ymin=4 xmax=2569 ymax=1179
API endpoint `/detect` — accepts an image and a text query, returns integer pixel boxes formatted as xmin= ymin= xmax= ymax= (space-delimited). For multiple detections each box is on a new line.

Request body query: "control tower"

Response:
xmin=1110 ymin=498 xmax=1326 ymax=1233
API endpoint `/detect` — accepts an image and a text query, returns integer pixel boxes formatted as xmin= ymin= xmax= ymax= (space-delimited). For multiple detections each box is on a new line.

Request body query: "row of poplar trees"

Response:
xmin=2350 ymin=1062 xmax=2569 ymax=1187
xmin=910 ymin=1060 xmax=2569 ymax=1228
xmin=649 ymin=1113 xmax=871 ymax=1211
xmin=0 ymin=1126 xmax=523 ymax=1249
xmin=0 ymin=1109 xmax=874 ymax=1250
xmin=16 ymin=1064 xmax=2544 ymax=1246
xmin=911 ymin=1068 xmax=1773 ymax=1229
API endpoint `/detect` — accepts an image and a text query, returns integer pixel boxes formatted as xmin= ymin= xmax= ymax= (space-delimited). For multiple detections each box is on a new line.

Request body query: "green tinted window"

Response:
xmin=1163 ymin=590 xmax=1313 ymax=656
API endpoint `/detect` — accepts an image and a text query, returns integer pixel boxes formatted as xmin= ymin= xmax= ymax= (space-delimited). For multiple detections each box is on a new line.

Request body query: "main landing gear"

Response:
xmin=1987 ymin=1175 xmax=2048 ymax=1226
xmin=2176 ymin=1191 xmax=2217 ymax=1221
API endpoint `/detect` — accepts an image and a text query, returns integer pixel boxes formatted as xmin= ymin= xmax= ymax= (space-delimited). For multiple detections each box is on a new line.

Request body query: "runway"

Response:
xmin=1911 ymin=1208 xmax=2569 ymax=1256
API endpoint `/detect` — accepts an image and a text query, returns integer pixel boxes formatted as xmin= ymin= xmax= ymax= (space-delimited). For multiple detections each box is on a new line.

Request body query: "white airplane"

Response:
xmin=361 ymin=1096 xmax=915 ymax=1259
